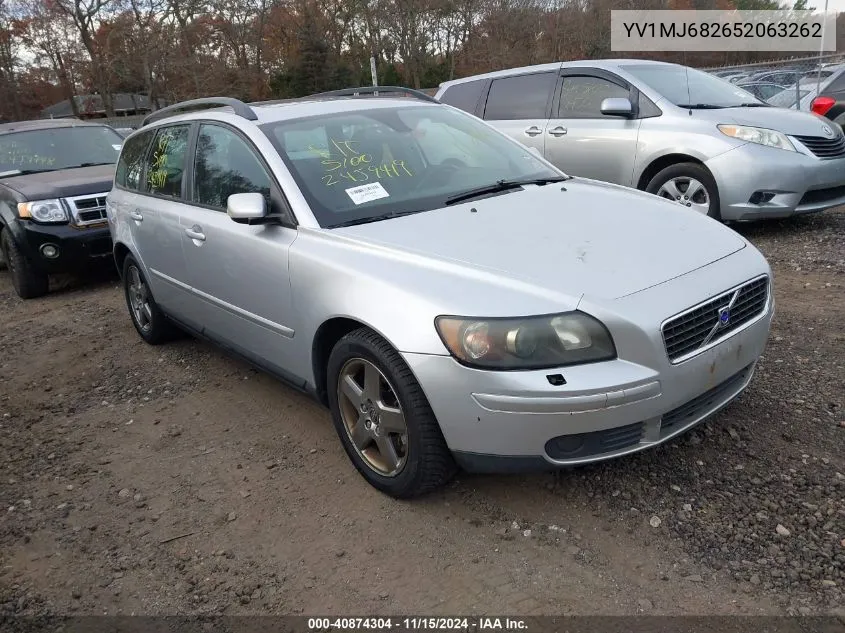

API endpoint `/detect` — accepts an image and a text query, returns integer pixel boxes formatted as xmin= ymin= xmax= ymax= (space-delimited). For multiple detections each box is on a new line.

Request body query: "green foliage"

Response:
xmin=734 ymin=0 xmax=787 ymax=9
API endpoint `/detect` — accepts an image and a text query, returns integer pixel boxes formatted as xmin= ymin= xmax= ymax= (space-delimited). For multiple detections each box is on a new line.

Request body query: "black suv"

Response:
xmin=0 ymin=119 xmax=123 ymax=298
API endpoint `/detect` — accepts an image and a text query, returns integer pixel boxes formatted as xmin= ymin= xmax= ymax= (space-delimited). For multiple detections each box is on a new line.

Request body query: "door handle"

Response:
xmin=185 ymin=226 xmax=206 ymax=242
xmin=524 ymin=125 xmax=543 ymax=137
xmin=548 ymin=126 xmax=568 ymax=137
xmin=128 ymin=210 xmax=144 ymax=222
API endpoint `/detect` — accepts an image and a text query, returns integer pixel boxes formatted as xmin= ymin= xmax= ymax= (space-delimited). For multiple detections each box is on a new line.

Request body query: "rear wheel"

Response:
xmin=646 ymin=162 xmax=721 ymax=220
xmin=122 ymin=255 xmax=178 ymax=344
xmin=1 ymin=230 xmax=49 ymax=299
xmin=327 ymin=328 xmax=456 ymax=498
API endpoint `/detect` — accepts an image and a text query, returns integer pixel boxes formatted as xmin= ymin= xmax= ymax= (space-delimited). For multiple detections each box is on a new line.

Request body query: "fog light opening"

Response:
xmin=40 ymin=243 xmax=60 ymax=259
xmin=749 ymin=191 xmax=776 ymax=205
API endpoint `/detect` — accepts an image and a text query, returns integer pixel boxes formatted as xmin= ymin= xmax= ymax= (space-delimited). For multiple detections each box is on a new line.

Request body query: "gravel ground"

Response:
xmin=0 ymin=209 xmax=843 ymax=618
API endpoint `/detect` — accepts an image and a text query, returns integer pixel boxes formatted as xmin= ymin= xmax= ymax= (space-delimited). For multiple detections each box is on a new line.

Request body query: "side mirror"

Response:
xmin=600 ymin=97 xmax=634 ymax=117
xmin=227 ymin=192 xmax=267 ymax=223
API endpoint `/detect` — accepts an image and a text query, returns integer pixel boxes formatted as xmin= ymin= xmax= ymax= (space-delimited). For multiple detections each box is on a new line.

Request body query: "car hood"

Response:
xmin=0 ymin=164 xmax=115 ymax=201
xmin=334 ymin=179 xmax=747 ymax=301
xmin=694 ymin=105 xmax=837 ymax=137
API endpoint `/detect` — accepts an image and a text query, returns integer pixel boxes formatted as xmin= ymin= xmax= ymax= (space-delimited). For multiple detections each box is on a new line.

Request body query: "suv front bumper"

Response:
xmin=16 ymin=220 xmax=114 ymax=274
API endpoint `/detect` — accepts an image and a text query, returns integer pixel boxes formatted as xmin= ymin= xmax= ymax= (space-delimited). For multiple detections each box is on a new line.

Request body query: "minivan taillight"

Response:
xmin=811 ymin=96 xmax=835 ymax=116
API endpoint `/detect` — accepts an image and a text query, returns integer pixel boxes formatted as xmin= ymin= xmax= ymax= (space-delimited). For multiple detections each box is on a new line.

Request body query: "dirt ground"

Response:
xmin=0 ymin=210 xmax=843 ymax=618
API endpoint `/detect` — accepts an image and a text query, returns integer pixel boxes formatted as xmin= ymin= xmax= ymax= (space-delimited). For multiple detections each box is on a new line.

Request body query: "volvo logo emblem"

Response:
xmin=822 ymin=124 xmax=835 ymax=138
xmin=718 ymin=306 xmax=731 ymax=326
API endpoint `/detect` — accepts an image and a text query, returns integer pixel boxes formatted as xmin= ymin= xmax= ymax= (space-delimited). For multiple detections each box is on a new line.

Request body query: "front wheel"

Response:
xmin=327 ymin=328 xmax=456 ymax=498
xmin=646 ymin=162 xmax=721 ymax=220
xmin=1 ymin=230 xmax=48 ymax=299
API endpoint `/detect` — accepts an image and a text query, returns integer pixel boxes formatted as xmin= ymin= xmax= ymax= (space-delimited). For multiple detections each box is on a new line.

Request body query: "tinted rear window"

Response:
xmin=483 ymin=72 xmax=556 ymax=120
xmin=439 ymin=80 xmax=486 ymax=114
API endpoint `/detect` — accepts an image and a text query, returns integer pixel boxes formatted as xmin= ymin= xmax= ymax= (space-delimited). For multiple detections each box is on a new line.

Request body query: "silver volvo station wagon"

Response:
xmin=107 ymin=88 xmax=775 ymax=498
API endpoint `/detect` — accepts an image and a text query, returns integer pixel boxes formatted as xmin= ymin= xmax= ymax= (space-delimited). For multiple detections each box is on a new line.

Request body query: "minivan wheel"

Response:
xmin=327 ymin=328 xmax=457 ymax=498
xmin=646 ymin=162 xmax=721 ymax=220
xmin=1 ymin=230 xmax=49 ymax=299
xmin=122 ymin=255 xmax=178 ymax=345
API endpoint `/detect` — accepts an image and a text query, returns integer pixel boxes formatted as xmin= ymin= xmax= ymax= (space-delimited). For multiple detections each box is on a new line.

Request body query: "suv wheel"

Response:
xmin=646 ymin=162 xmax=721 ymax=220
xmin=1 ymin=230 xmax=49 ymax=299
xmin=122 ymin=255 xmax=178 ymax=344
xmin=327 ymin=328 xmax=457 ymax=498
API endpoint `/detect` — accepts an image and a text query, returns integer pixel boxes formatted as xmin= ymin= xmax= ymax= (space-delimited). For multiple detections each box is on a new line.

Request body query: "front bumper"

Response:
xmin=17 ymin=220 xmax=114 ymax=274
xmin=402 ymin=251 xmax=774 ymax=472
xmin=706 ymin=142 xmax=845 ymax=221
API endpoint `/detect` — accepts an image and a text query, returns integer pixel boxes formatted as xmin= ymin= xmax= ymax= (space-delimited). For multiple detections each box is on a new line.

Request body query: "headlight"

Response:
xmin=717 ymin=124 xmax=796 ymax=152
xmin=17 ymin=199 xmax=68 ymax=224
xmin=434 ymin=311 xmax=616 ymax=370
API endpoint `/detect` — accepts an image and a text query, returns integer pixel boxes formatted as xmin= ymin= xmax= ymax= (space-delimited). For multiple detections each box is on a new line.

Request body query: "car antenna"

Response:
xmin=685 ymin=64 xmax=692 ymax=115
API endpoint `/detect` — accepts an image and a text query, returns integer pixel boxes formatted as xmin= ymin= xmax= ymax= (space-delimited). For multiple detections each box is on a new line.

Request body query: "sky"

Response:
xmin=807 ymin=0 xmax=845 ymax=11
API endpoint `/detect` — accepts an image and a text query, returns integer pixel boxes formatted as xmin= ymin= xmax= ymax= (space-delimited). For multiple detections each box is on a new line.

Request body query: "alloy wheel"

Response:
xmin=336 ymin=358 xmax=409 ymax=477
xmin=657 ymin=177 xmax=710 ymax=214
xmin=127 ymin=265 xmax=153 ymax=333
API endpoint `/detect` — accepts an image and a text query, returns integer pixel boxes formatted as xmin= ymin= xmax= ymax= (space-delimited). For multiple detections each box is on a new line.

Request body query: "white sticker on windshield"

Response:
xmin=112 ymin=144 xmax=122 ymax=151
xmin=345 ymin=182 xmax=389 ymax=205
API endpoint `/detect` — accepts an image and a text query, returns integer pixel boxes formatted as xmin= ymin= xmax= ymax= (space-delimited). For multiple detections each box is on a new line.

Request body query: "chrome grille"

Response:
xmin=661 ymin=276 xmax=769 ymax=363
xmin=65 ymin=193 xmax=109 ymax=226
xmin=793 ymin=134 xmax=845 ymax=159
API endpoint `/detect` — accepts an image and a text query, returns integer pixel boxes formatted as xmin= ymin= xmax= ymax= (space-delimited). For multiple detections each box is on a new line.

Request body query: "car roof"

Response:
xmin=0 ymin=118 xmax=113 ymax=135
xmin=437 ymin=59 xmax=708 ymax=90
xmin=137 ymin=95 xmax=440 ymax=131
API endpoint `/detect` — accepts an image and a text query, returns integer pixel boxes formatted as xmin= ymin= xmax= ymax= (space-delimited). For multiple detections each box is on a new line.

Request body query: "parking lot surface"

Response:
xmin=1 ymin=211 xmax=843 ymax=616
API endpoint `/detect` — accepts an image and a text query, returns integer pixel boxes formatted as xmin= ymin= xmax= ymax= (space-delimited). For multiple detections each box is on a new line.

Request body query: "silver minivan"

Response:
xmin=436 ymin=60 xmax=845 ymax=221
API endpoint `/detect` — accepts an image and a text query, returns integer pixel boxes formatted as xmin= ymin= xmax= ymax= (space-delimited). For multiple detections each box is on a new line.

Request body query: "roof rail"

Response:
xmin=308 ymin=86 xmax=439 ymax=104
xmin=142 ymin=97 xmax=258 ymax=127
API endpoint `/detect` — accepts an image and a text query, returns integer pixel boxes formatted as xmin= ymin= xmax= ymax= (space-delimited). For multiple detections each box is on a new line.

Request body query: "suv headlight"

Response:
xmin=18 ymin=199 xmax=68 ymax=224
xmin=435 ymin=311 xmax=616 ymax=370
xmin=717 ymin=124 xmax=796 ymax=152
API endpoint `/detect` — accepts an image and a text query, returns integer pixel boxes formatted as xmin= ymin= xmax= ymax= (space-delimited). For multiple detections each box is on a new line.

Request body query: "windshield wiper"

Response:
xmin=0 ymin=169 xmax=46 ymax=178
xmin=75 ymin=162 xmax=114 ymax=168
xmin=736 ymin=102 xmax=769 ymax=108
xmin=677 ymin=103 xmax=728 ymax=109
xmin=330 ymin=209 xmax=426 ymax=228
xmin=444 ymin=176 xmax=569 ymax=206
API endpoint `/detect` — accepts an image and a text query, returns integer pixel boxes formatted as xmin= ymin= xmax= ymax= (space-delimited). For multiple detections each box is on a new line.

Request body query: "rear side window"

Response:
xmin=439 ymin=80 xmax=486 ymax=114
xmin=484 ymin=72 xmax=556 ymax=120
xmin=144 ymin=125 xmax=190 ymax=198
xmin=193 ymin=124 xmax=272 ymax=210
xmin=557 ymin=76 xmax=629 ymax=118
xmin=115 ymin=131 xmax=153 ymax=190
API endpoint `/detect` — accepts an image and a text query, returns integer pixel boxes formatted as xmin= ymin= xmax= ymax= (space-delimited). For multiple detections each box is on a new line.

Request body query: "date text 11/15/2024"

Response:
xmin=307 ymin=617 xmax=529 ymax=631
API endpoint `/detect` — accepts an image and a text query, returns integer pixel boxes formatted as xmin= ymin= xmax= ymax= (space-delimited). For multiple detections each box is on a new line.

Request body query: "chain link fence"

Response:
xmin=700 ymin=52 xmax=845 ymax=113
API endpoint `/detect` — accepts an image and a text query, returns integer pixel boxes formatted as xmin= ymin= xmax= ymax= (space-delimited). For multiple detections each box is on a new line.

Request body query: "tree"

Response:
xmin=53 ymin=0 xmax=117 ymax=116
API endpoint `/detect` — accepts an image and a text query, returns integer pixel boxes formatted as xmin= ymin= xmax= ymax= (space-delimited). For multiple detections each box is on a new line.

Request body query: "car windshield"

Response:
xmin=767 ymin=86 xmax=812 ymax=109
xmin=261 ymin=105 xmax=561 ymax=228
xmin=0 ymin=125 xmax=123 ymax=177
xmin=623 ymin=64 xmax=765 ymax=108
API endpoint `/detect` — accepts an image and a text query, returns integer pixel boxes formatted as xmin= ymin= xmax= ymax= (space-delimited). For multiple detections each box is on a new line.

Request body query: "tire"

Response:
xmin=122 ymin=254 xmax=178 ymax=345
xmin=645 ymin=162 xmax=721 ymax=220
xmin=327 ymin=328 xmax=457 ymax=498
xmin=1 ymin=230 xmax=49 ymax=299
